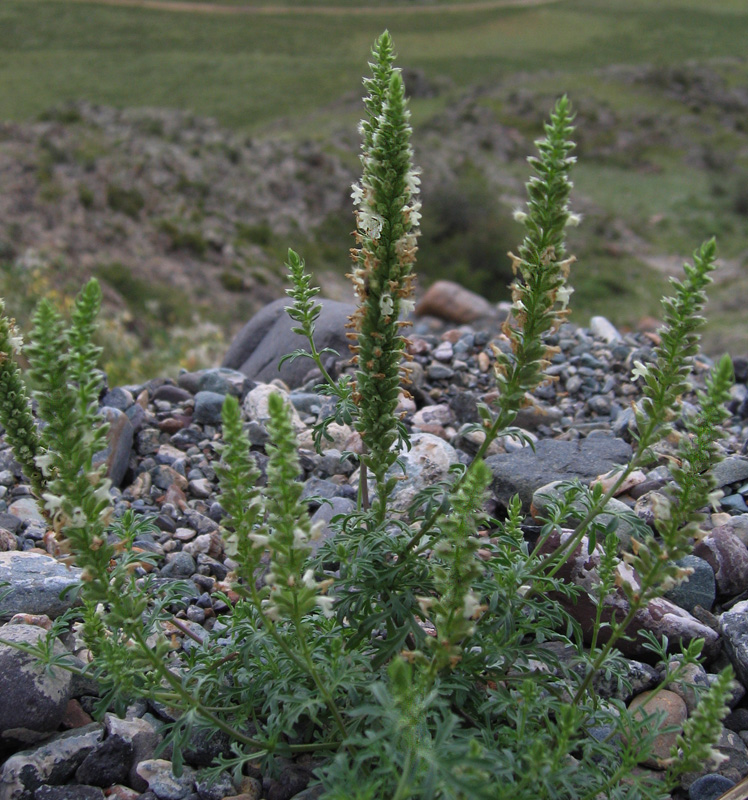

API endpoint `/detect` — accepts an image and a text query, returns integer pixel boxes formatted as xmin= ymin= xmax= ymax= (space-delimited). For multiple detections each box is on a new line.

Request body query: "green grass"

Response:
xmin=2 ymin=1 xmax=748 ymax=131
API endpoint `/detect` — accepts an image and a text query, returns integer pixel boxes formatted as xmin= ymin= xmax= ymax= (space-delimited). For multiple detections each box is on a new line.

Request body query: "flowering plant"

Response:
xmin=0 ymin=31 xmax=737 ymax=800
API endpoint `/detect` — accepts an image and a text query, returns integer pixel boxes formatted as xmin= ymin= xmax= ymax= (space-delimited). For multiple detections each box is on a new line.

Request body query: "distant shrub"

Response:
xmin=106 ymin=183 xmax=145 ymax=219
xmin=78 ymin=183 xmax=95 ymax=209
xmin=156 ymin=218 xmax=208 ymax=256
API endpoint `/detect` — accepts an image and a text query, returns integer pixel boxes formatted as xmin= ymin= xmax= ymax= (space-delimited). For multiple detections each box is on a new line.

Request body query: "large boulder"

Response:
xmin=222 ymin=298 xmax=355 ymax=389
xmin=0 ymin=623 xmax=73 ymax=745
xmin=486 ymin=435 xmax=632 ymax=509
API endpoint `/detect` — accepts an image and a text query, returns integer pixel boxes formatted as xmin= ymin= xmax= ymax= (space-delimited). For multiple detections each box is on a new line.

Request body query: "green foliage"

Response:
xmin=0 ymin=32 xmax=738 ymax=800
xmin=106 ymin=183 xmax=145 ymax=219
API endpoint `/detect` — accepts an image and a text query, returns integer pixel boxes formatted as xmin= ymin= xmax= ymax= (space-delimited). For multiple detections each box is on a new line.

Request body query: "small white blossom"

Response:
xmin=565 ymin=212 xmax=583 ymax=227
xmin=302 ymin=569 xmax=317 ymax=589
xmin=513 ymin=209 xmax=528 ymax=223
xmin=315 ymin=595 xmax=335 ymax=618
xmin=293 ymin=527 xmax=309 ymax=546
xmin=556 ymin=285 xmax=574 ymax=310
xmin=34 ymin=453 xmax=56 ymax=476
xmin=405 ymin=169 xmax=421 ymax=195
xmin=351 ymin=183 xmax=364 ymax=206
xmin=631 ymin=361 xmax=650 ymax=382
xmin=399 ymin=298 xmax=415 ymax=317
xmin=42 ymin=492 xmax=64 ymax=513
xmin=248 ymin=532 xmax=270 ymax=548
xmin=380 ymin=293 xmax=394 ymax=317
xmin=462 ymin=590 xmax=482 ymax=620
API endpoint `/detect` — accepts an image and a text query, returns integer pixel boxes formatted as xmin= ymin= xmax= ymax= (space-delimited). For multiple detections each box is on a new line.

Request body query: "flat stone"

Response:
xmin=0 ymin=723 xmax=103 ymax=800
xmin=0 ymin=552 xmax=82 ymax=620
xmin=688 ymin=774 xmax=736 ymax=800
xmin=713 ymin=457 xmax=748 ymax=489
xmin=486 ymin=436 xmax=632 ymax=509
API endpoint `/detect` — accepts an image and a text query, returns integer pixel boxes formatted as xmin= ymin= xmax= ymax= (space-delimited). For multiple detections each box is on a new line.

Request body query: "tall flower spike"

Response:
xmin=0 ymin=301 xmax=44 ymax=499
xmin=348 ymin=31 xmax=420 ymax=521
xmin=495 ymin=96 xmax=577 ymax=416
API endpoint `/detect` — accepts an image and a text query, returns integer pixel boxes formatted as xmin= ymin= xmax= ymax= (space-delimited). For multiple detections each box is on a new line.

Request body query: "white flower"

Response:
xmin=248 ymin=532 xmax=270 ymax=548
xmin=293 ymin=527 xmax=309 ymax=546
xmin=565 ymin=212 xmax=583 ymax=227
xmin=631 ymin=361 xmax=650 ymax=382
xmin=556 ymin=285 xmax=574 ymax=310
xmin=42 ymin=492 xmax=64 ymax=513
xmin=399 ymin=298 xmax=415 ymax=317
xmin=351 ymin=183 xmax=364 ymax=206
xmin=302 ymin=569 xmax=317 ymax=589
xmin=34 ymin=453 xmax=56 ymax=476
xmin=8 ymin=330 xmax=23 ymax=355
xmin=360 ymin=210 xmax=384 ymax=239
xmin=315 ymin=595 xmax=335 ymax=618
xmin=380 ymin=293 xmax=394 ymax=317
xmin=462 ymin=590 xmax=483 ymax=620
xmin=513 ymin=209 xmax=528 ymax=223
xmin=405 ymin=169 xmax=421 ymax=195
xmin=404 ymin=202 xmax=422 ymax=228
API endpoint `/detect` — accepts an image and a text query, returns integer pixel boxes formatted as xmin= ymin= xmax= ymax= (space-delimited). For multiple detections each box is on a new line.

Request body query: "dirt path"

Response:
xmin=50 ymin=0 xmax=559 ymax=16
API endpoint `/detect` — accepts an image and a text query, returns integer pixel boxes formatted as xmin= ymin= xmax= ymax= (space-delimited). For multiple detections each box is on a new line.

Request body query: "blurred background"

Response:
xmin=1 ymin=0 xmax=747 ymax=383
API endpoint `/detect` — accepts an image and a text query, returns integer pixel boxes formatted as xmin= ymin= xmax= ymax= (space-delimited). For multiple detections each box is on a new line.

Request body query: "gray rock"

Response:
xmin=0 ymin=723 xmax=103 ymax=800
xmin=664 ymin=555 xmax=716 ymax=613
xmin=193 ymin=392 xmax=226 ymax=425
xmin=198 ymin=368 xmax=251 ymax=397
xmin=688 ymin=774 xmax=735 ymax=800
xmin=694 ymin=530 xmax=748 ymax=596
xmin=243 ymin=384 xmax=305 ymax=433
xmin=222 ymin=298 xmax=354 ymax=389
xmin=104 ymin=713 xmax=161 ymax=792
xmin=160 ymin=551 xmax=197 ymax=578
xmin=100 ymin=387 xmax=134 ymax=412
xmin=93 ymin=407 xmax=134 ymax=488
xmin=486 ymin=436 xmax=632 ymax=509
xmin=720 ymin=600 xmax=748 ymax=687
xmin=309 ymin=497 xmax=356 ymax=555
xmin=34 ymin=786 xmax=105 ymax=800
xmin=531 ymin=480 xmax=640 ymax=548
xmin=195 ymin=772 xmax=236 ymax=800
xmin=135 ymin=759 xmax=197 ymax=800
xmin=713 ymin=456 xmax=748 ymax=489
xmin=387 ymin=433 xmax=459 ymax=512
xmin=589 ymin=316 xmax=622 ymax=343
xmin=0 ymin=623 xmax=72 ymax=742
xmin=74 ymin=735 xmax=133 ymax=787
xmin=0 ymin=552 xmax=82 ymax=620
xmin=7 ymin=497 xmax=45 ymax=528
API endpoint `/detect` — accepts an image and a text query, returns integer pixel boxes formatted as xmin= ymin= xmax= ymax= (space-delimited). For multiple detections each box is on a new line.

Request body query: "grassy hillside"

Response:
xmin=3 ymin=0 xmax=747 ymax=130
xmin=1 ymin=0 xmax=747 ymax=376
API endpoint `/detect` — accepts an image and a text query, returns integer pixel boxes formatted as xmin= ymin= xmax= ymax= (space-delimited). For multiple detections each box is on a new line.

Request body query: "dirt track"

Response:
xmin=50 ymin=0 xmax=559 ymax=16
